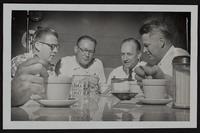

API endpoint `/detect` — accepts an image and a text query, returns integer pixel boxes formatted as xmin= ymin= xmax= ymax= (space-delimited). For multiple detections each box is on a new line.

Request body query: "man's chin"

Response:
xmin=80 ymin=61 xmax=90 ymax=68
xmin=48 ymin=56 xmax=55 ymax=62
xmin=146 ymin=59 xmax=158 ymax=66
xmin=123 ymin=63 xmax=132 ymax=68
xmin=123 ymin=65 xmax=131 ymax=72
xmin=123 ymin=65 xmax=131 ymax=69
xmin=142 ymin=56 xmax=157 ymax=65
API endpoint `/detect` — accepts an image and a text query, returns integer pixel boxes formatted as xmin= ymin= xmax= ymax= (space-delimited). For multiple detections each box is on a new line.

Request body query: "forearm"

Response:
xmin=11 ymin=89 xmax=31 ymax=107
xmin=11 ymin=80 xmax=31 ymax=107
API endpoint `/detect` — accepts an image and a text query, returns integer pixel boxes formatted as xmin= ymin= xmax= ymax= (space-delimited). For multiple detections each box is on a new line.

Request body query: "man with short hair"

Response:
xmin=11 ymin=27 xmax=59 ymax=106
xmin=58 ymin=35 xmax=106 ymax=93
xmin=107 ymin=38 xmax=145 ymax=97
xmin=107 ymin=38 xmax=144 ymax=84
xmin=134 ymin=20 xmax=189 ymax=96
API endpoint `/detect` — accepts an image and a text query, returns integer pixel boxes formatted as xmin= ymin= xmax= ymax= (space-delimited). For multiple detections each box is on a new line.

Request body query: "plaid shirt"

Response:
xmin=11 ymin=52 xmax=55 ymax=77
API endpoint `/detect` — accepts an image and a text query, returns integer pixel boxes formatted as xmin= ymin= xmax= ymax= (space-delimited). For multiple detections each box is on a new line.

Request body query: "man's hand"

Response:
xmin=134 ymin=65 xmax=165 ymax=81
xmin=11 ymin=57 xmax=49 ymax=107
xmin=88 ymin=75 xmax=100 ymax=94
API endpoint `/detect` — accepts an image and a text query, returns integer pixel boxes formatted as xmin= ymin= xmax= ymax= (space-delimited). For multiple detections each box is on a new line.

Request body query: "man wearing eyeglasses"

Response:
xmin=11 ymin=27 xmax=59 ymax=106
xmin=58 ymin=35 xmax=106 ymax=94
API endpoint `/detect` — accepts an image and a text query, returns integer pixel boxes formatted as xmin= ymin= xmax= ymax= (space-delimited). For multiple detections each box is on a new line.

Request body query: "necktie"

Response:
xmin=128 ymin=68 xmax=133 ymax=81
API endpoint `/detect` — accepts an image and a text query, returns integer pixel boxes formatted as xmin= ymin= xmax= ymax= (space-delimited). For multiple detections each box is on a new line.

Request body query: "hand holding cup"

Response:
xmin=134 ymin=65 xmax=165 ymax=81
xmin=11 ymin=57 xmax=49 ymax=107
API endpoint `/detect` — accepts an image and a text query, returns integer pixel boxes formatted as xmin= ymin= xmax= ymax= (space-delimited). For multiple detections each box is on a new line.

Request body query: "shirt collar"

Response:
xmin=158 ymin=45 xmax=174 ymax=66
xmin=73 ymin=56 xmax=81 ymax=70
xmin=73 ymin=55 xmax=96 ymax=70
xmin=122 ymin=61 xmax=140 ymax=75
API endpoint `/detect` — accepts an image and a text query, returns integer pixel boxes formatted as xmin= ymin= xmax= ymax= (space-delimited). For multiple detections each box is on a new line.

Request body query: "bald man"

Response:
xmin=106 ymin=38 xmax=145 ymax=98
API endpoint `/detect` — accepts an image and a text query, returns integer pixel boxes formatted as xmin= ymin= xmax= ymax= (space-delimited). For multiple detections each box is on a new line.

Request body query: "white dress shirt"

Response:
xmin=59 ymin=56 xmax=106 ymax=85
xmin=158 ymin=45 xmax=189 ymax=76
xmin=107 ymin=61 xmax=146 ymax=85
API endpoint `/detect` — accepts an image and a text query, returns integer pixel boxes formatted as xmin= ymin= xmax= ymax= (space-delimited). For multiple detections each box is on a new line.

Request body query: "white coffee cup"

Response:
xmin=142 ymin=79 xmax=168 ymax=99
xmin=111 ymin=81 xmax=129 ymax=93
xmin=111 ymin=80 xmax=141 ymax=93
xmin=46 ymin=75 xmax=72 ymax=100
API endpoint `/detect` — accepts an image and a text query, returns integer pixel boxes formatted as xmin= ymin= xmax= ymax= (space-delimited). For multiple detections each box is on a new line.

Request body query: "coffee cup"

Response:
xmin=142 ymin=79 xmax=168 ymax=99
xmin=111 ymin=79 xmax=139 ymax=100
xmin=46 ymin=75 xmax=72 ymax=100
xmin=111 ymin=80 xmax=130 ymax=93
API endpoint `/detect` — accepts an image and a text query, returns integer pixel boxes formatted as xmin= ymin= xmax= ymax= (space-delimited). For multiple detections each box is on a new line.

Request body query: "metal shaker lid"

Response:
xmin=172 ymin=56 xmax=190 ymax=65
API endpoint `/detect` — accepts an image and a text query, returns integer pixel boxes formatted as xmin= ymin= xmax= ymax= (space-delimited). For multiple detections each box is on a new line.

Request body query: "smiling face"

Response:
xmin=141 ymin=32 xmax=165 ymax=65
xmin=35 ymin=33 xmax=59 ymax=62
xmin=121 ymin=41 xmax=140 ymax=71
xmin=75 ymin=38 xmax=96 ymax=68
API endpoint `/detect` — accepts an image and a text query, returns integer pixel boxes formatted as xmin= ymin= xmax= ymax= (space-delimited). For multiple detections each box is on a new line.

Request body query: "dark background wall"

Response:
xmin=12 ymin=11 xmax=190 ymax=68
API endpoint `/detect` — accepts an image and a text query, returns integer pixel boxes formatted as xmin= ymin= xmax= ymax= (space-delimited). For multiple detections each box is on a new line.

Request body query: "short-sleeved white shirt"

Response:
xmin=59 ymin=56 xmax=106 ymax=85
xmin=158 ymin=45 xmax=189 ymax=76
xmin=107 ymin=61 xmax=146 ymax=85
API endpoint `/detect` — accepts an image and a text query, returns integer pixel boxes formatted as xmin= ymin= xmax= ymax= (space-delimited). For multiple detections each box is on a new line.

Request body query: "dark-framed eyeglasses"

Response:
xmin=38 ymin=41 xmax=60 ymax=51
xmin=77 ymin=45 xmax=95 ymax=54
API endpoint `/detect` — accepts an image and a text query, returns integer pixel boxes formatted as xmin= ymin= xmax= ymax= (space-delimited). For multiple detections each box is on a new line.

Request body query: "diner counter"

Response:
xmin=11 ymin=95 xmax=189 ymax=121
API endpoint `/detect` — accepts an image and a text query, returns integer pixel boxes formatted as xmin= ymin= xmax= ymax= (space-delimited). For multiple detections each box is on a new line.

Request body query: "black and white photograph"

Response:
xmin=3 ymin=4 xmax=198 ymax=129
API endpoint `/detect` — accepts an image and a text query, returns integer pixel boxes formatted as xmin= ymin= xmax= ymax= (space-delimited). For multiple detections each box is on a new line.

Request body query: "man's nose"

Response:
xmin=123 ymin=55 xmax=128 ymax=60
xmin=143 ymin=47 xmax=148 ymax=52
xmin=84 ymin=51 xmax=90 ymax=57
xmin=52 ymin=47 xmax=58 ymax=53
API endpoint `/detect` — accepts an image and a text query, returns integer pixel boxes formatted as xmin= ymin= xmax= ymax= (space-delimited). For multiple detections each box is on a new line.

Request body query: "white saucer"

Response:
xmin=37 ymin=98 xmax=78 ymax=107
xmin=139 ymin=98 xmax=172 ymax=105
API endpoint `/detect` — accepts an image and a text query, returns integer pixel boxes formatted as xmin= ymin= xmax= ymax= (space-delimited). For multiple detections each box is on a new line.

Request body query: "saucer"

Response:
xmin=112 ymin=92 xmax=138 ymax=100
xmin=37 ymin=98 xmax=78 ymax=107
xmin=139 ymin=98 xmax=172 ymax=105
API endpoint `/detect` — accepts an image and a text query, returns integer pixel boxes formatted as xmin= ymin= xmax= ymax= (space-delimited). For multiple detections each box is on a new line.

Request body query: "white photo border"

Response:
xmin=3 ymin=4 xmax=198 ymax=129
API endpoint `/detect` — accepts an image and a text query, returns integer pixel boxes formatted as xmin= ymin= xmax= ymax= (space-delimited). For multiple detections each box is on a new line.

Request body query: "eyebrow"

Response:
xmin=143 ymin=43 xmax=150 ymax=46
xmin=79 ymin=46 xmax=95 ymax=51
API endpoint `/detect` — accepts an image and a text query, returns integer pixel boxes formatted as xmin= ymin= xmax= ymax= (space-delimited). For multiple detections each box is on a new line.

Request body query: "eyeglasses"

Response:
xmin=77 ymin=45 xmax=95 ymax=54
xmin=38 ymin=41 xmax=60 ymax=51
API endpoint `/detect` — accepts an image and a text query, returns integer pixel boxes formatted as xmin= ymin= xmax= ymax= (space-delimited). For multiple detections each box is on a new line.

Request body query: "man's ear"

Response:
xmin=159 ymin=38 xmax=165 ymax=48
xmin=34 ymin=42 xmax=42 ymax=51
xmin=138 ymin=52 xmax=142 ymax=61
xmin=74 ymin=45 xmax=78 ymax=54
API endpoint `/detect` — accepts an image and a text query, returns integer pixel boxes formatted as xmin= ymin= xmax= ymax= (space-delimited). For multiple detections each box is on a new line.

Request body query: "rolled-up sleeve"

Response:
xmin=96 ymin=59 xmax=106 ymax=85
